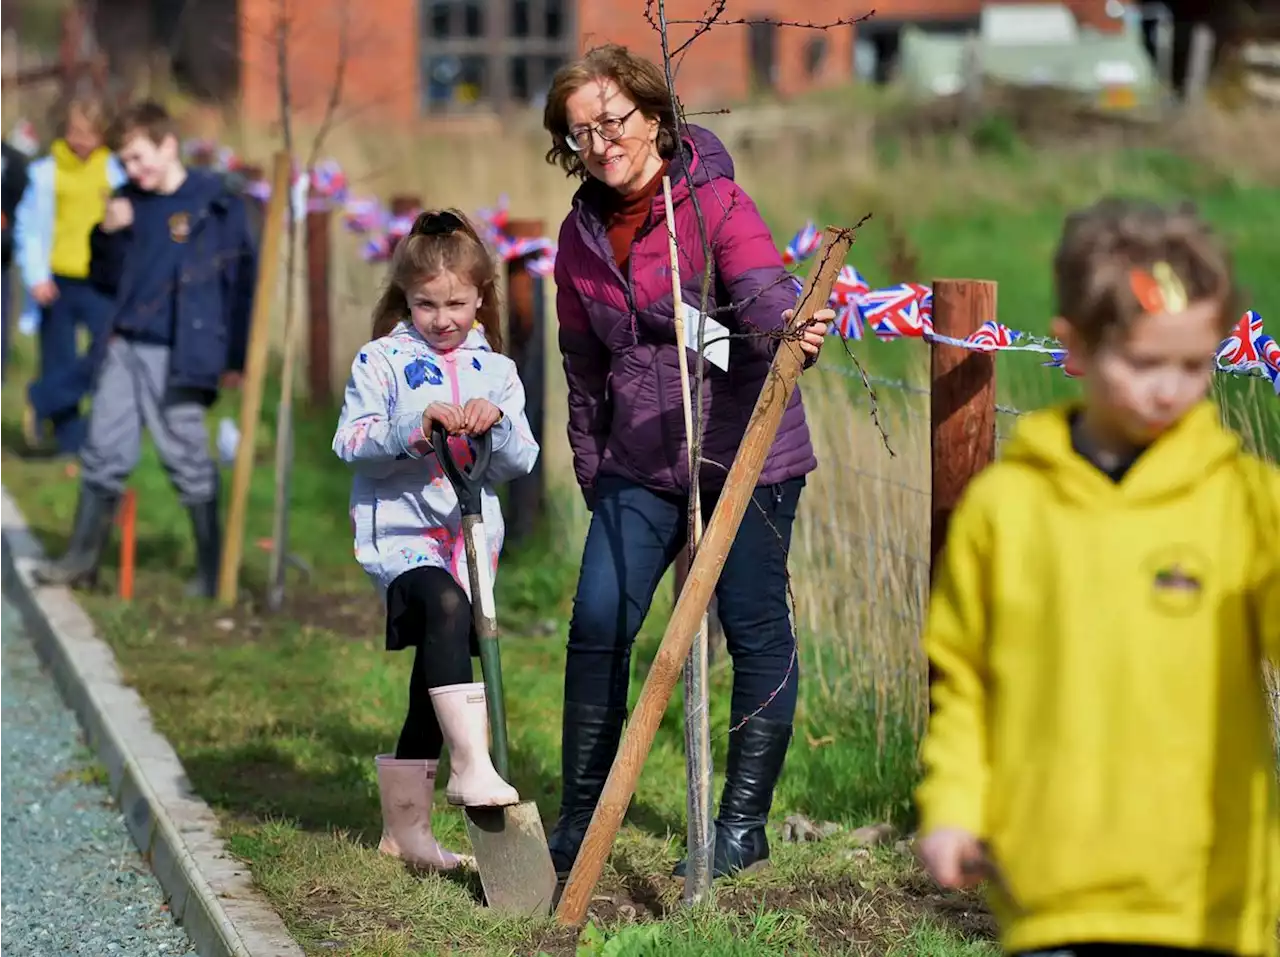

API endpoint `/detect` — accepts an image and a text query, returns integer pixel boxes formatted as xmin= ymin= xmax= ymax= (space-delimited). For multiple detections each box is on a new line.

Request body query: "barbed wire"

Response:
xmin=814 ymin=363 xmax=1028 ymax=417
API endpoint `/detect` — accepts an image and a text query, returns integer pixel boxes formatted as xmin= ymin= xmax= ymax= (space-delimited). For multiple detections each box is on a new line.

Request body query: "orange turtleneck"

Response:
xmin=604 ymin=160 xmax=671 ymax=269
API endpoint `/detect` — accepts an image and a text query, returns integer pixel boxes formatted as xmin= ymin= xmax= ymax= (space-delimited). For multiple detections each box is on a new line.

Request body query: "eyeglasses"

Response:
xmin=413 ymin=210 xmax=465 ymax=236
xmin=564 ymin=107 xmax=640 ymax=153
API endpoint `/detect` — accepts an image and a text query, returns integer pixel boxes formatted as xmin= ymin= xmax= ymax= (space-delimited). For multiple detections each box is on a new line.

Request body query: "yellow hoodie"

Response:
xmin=49 ymin=138 xmax=113 ymax=279
xmin=916 ymin=400 xmax=1280 ymax=957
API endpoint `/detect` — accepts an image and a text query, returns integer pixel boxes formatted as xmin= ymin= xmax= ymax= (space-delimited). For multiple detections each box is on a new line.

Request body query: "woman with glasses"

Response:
xmin=540 ymin=43 xmax=833 ymax=883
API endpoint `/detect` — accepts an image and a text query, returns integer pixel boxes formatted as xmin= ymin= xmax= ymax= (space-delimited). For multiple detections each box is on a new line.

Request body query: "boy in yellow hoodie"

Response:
xmin=915 ymin=197 xmax=1280 ymax=957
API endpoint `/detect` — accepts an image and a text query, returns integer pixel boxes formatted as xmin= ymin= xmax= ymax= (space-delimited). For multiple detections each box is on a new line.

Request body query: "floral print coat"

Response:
xmin=332 ymin=321 xmax=539 ymax=602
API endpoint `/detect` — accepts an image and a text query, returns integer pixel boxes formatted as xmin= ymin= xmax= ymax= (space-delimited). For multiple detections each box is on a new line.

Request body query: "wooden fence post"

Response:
xmin=390 ymin=195 xmax=422 ymax=215
xmin=929 ymin=278 xmax=998 ymax=577
xmin=305 ymin=206 xmax=333 ymax=405
xmin=503 ymin=218 xmax=546 ymax=543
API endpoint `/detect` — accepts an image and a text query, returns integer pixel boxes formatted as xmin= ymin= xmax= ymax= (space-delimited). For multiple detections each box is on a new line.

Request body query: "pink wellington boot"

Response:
xmin=374 ymin=755 xmax=475 ymax=870
xmin=428 ymin=682 xmax=520 ymax=808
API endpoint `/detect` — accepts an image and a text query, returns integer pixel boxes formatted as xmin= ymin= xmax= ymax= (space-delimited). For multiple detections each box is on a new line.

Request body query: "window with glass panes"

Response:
xmin=420 ymin=0 xmax=573 ymax=113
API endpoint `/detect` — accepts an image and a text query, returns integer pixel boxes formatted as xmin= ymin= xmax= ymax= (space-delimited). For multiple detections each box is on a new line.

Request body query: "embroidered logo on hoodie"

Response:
xmin=1145 ymin=544 xmax=1208 ymax=616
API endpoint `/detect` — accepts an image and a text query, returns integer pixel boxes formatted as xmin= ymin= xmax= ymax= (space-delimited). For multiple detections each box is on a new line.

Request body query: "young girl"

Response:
xmin=332 ymin=209 xmax=540 ymax=871
xmin=15 ymin=95 xmax=125 ymax=454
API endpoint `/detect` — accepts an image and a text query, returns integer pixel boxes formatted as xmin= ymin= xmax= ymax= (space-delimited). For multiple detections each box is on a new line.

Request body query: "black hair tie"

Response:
xmin=412 ymin=210 xmax=465 ymax=236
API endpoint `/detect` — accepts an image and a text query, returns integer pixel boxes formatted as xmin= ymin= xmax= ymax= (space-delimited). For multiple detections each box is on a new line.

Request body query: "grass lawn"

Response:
xmin=0 ymin=345 xmax=985 ymax=957
xmin=3 ymin=133 xmax=1277 ymax=956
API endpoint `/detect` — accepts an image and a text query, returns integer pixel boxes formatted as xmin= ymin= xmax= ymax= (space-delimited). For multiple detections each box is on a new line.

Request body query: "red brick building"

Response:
xmin=236 ymin=0 xmax=1123 ymax=124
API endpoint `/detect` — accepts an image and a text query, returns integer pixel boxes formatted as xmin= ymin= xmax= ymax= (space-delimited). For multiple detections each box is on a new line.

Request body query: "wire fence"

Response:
xmin=778 ymin=359 xmax=1030 ymax=733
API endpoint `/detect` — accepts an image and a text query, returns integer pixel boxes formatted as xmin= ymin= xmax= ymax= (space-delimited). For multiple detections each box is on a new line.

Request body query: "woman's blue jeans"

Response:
xmin=564 ymin=473 xmax=804 ymax=724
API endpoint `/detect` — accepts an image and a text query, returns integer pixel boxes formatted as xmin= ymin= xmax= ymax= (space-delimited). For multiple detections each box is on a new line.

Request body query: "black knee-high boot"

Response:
xmin=32 ymin=483 xmax=119 ymax=588
xmin=185 ymin=497 xmax=222 ymax=598
xmin=547 ymin=700 xmax=628 ymax=877
xmin=673 ymin=714 xmax=793 ymax=879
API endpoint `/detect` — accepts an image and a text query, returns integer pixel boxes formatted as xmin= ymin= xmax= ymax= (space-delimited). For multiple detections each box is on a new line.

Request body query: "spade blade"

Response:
xmin=464 ymin=801 xmax=558 ymax=917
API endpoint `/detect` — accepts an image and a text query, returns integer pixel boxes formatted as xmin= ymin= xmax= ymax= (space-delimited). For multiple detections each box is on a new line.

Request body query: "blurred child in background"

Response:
xmin=915 ymin=197 xmax=1279 ymax=957
xmin=14 ymin=95 xmax=124 ymax=454
xmin=33 ymin=100 xmax=256 ymax=598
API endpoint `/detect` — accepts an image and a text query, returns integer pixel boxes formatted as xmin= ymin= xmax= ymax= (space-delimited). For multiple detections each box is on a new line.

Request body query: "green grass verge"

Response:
xmin=1 ymin=337 xmax=975 ymax=955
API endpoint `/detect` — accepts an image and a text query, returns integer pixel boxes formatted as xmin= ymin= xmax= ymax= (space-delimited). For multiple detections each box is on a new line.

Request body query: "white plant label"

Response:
xmin=681 ymin=303 xmax=730 ymax=372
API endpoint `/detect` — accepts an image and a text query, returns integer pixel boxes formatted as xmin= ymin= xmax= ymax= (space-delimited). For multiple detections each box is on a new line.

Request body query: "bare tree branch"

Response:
xmin=645 ymin=0 xmax=892 ymax=844
xmin=267 ymin=0 xmax=353 ymax=611
xmin=305 ymin=0 xmax=350 ymax=168
xmin=667 ymin=13 xmax=876 ymax=27
xmin=275 ymin=0 xmax=294 ymax=161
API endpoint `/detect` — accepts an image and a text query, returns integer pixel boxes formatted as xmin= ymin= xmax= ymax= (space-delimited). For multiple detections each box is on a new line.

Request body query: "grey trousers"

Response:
xmin=80 ymin=337 xmax=218 ymax=505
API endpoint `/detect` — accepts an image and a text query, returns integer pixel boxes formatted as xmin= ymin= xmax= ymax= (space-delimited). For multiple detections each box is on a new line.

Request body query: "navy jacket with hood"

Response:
xmin=89 ymin=168 xmax=257 ymax=397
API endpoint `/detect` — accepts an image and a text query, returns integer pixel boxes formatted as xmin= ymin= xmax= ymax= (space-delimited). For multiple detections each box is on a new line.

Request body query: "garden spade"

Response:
xmin=431 ymin=423 xmax=558 ymax=917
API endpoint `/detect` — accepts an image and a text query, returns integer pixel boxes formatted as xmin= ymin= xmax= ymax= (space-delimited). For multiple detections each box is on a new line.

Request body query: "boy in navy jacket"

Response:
xmin=34 ymin=101 xmax=256 ymax=598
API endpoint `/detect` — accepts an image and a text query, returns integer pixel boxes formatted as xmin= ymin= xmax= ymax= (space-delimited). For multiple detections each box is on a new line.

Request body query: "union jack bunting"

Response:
xmin=862 ymin=283 xmax=933 ymax=340
xmin=1217 ymin=310 xmax=1264 ymax=367
xmin=140 ymin=144 xmax=1277 ymax=393
xmin=782 ymin=222 xmax=822 ymax=266
xmin=963 ymin=320 xmax=1021 ymax=351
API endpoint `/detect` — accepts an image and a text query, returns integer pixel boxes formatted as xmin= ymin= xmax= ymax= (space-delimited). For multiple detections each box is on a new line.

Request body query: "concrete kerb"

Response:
xmin=0 ymin=486 xmax=305 ymax=957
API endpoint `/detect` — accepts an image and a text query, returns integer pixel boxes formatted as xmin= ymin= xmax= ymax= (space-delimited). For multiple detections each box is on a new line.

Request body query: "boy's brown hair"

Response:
xmin=109 ymin=100 xmax=179 ymax=151
xmin=542 ymin=43 xmax=678 ymax=180
xmin=1053 ymin=197 xmax=1239 ymax=350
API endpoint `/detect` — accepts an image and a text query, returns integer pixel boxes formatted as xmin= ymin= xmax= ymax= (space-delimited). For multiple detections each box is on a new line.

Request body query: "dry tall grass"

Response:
xmin=792 ymin=371 xmax=931 ymax=736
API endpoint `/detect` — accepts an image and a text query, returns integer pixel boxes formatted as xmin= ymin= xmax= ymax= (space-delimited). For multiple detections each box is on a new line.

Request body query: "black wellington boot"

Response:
xmin=673 ymin=714 xmax=793 ymax=880
xmin=547 ymin=701 xmax=627 ymax=878
xmin=185 ymin=498 xmax=222 ymax=598
xmin=31 ymin=484 xmax=120 ymax=588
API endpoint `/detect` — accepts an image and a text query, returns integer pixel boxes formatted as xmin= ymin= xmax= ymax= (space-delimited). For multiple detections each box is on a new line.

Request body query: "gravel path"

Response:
xmin=1 ymin=596 xmax=198 ymax=957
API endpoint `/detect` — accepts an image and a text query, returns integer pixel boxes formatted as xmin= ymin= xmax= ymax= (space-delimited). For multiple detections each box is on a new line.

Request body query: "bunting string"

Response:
xmin=175 ymin=142 xmax=1278 ymax=394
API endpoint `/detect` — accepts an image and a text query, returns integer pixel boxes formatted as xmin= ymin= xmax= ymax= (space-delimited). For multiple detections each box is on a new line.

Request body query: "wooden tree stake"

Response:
xmin=554 ymin=226 xmax=854 ymax=926
xmin=217 ymin=151 xmax=291 ymax=606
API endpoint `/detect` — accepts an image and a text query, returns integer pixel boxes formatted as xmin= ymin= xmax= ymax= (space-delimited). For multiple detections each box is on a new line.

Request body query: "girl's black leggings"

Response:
xmin=384 ymin=565 xmax=475 ymax=760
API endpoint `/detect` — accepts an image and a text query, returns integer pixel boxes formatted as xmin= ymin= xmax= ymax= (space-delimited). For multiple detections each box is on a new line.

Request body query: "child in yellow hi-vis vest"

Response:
xmin=915 ymin=197 xmax=1280 ymax=957
xmin=14 ymin=95 xmax=125 ymax=454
